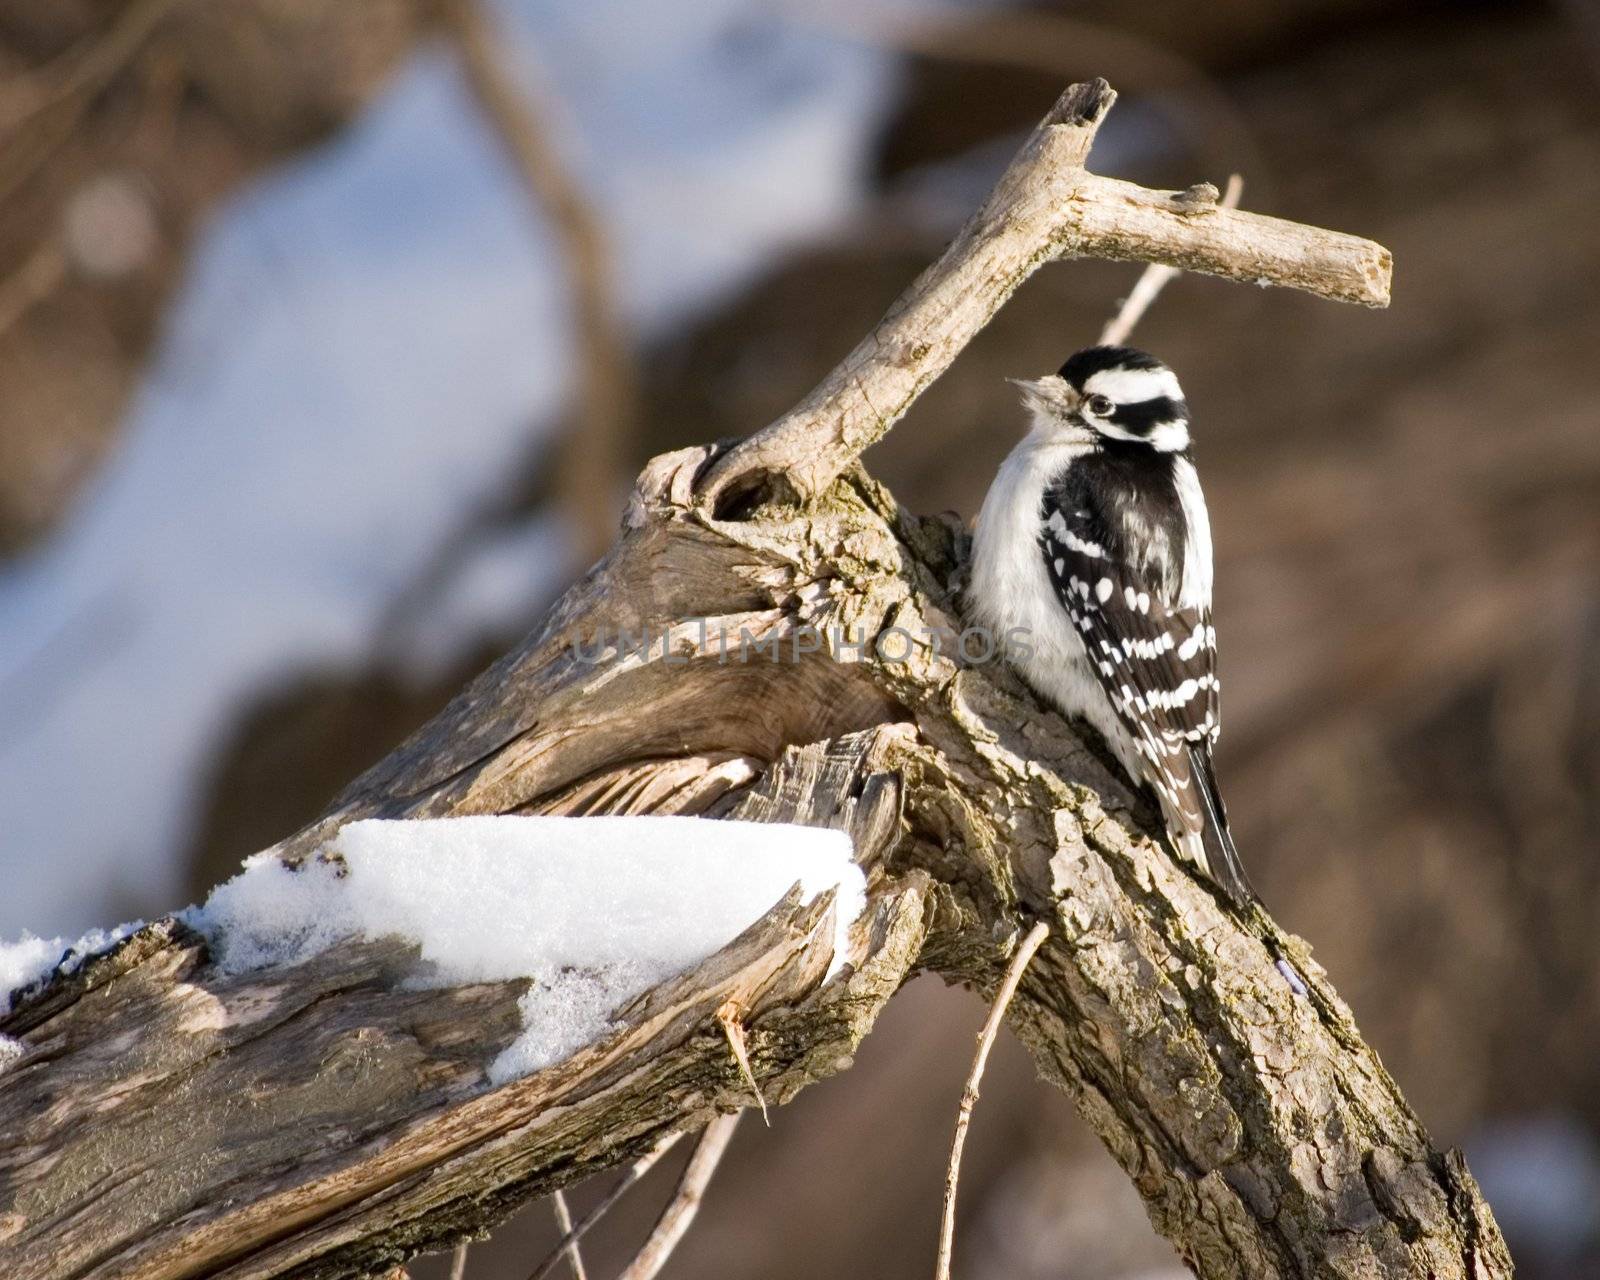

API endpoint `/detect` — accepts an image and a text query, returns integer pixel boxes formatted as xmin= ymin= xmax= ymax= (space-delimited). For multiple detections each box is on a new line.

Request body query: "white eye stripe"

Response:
xmin=1082 ymin=366 xmax=1183 ymax=403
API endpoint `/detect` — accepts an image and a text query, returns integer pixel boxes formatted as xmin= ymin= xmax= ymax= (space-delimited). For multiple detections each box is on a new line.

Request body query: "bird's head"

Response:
xmin=1009 ymin=345 xmax=1191 ymax=453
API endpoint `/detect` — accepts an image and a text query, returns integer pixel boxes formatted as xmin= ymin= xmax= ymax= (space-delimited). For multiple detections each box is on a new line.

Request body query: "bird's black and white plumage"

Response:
xmin=967 ymin=345 xmax=1256 ymax=906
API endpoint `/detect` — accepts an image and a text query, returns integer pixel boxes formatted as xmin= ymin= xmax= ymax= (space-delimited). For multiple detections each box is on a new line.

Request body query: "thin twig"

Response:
xmin=440 ymin=0 xmax=636 ymax=565
xmin=616 ymin=1115 xmax=742 ymax=1280
xmin=549 ymin=1190 xmax=587 ymax=1280
xmin=1100 ymin=174 xmax=1243 ymax=346
xmin=526 ymin=1131 xmax=684 ymax=1280
xmin=715 ymin=1000 xmax=769 ymax=1124
xmin=448 ymin=1242 xmax=470 ymax=1280
xmin=935 ymin=920 xmax=1051 ymax=1280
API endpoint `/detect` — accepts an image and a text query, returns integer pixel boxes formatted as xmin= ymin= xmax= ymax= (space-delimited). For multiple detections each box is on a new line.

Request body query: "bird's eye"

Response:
xmin=1086 ymin=394 xmax=1115 ymax=417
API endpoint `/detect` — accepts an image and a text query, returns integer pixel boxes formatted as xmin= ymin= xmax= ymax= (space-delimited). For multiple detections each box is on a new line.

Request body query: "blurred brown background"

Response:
xmin=1 ymin=0 xmax=1597 ymax=1277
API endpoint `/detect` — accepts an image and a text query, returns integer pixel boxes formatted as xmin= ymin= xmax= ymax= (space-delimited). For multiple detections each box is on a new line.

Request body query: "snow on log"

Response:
xmin=0 ymin=734 xmax=918 ymax=1280
xmin=196 ymin=815 xmax=863 ymax=1080
xmin=2 ymin=815 xmax=864 ymax=1083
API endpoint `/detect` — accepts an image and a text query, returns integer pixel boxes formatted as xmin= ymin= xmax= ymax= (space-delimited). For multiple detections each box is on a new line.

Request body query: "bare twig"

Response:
xmin=1100 ymin=173 xmax=1244 ymax=346
xmin=549 ymin=1190 xmax=586 ymax=1280
xmin=448 ymin=1242 xmax=470 ymax=1280
xmin=715 ymin=999 xmax=769 ymax=1124
xmin=698 ymin=80 xmax=1389 ymax=509
xmin=440 ymin=0 xmax=636 ymax=564
xmin=616 ymin=1115 xmax=742 ymax=1280
xmin=935 ymin=920 xmax=1050 ymax=1280
xmin=527 ymin=1132 xmax=684 ymax=1280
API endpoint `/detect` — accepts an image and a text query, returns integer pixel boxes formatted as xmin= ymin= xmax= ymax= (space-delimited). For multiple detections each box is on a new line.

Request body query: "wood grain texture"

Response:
xmin=1 ymin=729 xmax=925 ymax=1280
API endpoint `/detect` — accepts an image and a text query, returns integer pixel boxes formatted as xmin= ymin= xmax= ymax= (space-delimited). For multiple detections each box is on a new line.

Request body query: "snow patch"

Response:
xmin=192 ymin=815 xmax=862 ymax=1082
xmin=0 ymin=1035 xmax=23 ymax=1073
xmin=0 ymin=922 xmax=144 ymax=1018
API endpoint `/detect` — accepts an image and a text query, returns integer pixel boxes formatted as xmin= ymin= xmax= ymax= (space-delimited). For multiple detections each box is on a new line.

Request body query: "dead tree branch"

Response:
xmin=0 ymin=734 xmax=920 ymax=1280
xmin=698 ymin=79 xmax=1388 ymax=510
xmin=1101 ymin=174 xmax=1245 ymax=346
xmin=0 ymin=81 xmax=1501 ymax=1280
xmin=615 ymin=1114 xmax=741 ymax=1280
xmin=937 ymin=920 xmax=1050 ymax=1280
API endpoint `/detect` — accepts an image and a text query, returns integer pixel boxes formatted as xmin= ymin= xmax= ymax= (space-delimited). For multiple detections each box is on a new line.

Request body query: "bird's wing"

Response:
xmin=1037 ymin=498 xmax=1219 ymax=747
xmin=1038 ymin=492 xmax=1255 ymax=901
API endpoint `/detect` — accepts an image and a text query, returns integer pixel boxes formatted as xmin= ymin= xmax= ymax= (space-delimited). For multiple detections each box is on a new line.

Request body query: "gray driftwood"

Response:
xmin=0 ymin=80 xmax=1507 ymax=1280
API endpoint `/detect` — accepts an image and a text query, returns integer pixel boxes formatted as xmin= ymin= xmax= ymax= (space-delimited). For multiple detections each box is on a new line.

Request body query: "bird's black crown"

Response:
xmin=1057 ymin=345 xmax=1170 ymax=390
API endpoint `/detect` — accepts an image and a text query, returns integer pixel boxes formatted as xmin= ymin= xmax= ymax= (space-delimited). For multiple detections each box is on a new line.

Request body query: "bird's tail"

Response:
xmin=1187 ymin=746 xmax=1259 ymax=910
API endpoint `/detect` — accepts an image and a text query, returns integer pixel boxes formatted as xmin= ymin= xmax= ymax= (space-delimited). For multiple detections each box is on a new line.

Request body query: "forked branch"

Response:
xmin=698 ymin=80 xmax=1389 ymax=508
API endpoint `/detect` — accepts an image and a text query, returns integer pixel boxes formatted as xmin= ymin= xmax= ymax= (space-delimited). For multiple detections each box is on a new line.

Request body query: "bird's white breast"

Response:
xmin=967 ymin=429 xmax=1137 ymax=776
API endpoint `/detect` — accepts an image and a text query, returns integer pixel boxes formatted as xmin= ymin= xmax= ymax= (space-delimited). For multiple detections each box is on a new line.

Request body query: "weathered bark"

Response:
xmin=0 ymin=727 xmax=925 ymax=1280
xmin=0 ymin=81 xmax=1506 ymax=1280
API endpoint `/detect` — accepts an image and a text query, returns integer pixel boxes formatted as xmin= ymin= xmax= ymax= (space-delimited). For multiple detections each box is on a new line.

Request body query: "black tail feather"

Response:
xmin=1189 ymin=745 xmax=1259 ymax=909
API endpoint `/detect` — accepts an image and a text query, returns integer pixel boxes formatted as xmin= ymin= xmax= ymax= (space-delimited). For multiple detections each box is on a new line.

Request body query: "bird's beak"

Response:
xmin=1008 ymin=374 xmax=1078 ymax=419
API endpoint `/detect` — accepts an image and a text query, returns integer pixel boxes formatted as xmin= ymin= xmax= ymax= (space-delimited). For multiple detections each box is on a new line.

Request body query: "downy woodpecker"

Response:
xmin=968 ymin=345 xmax=1256 ymax=907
